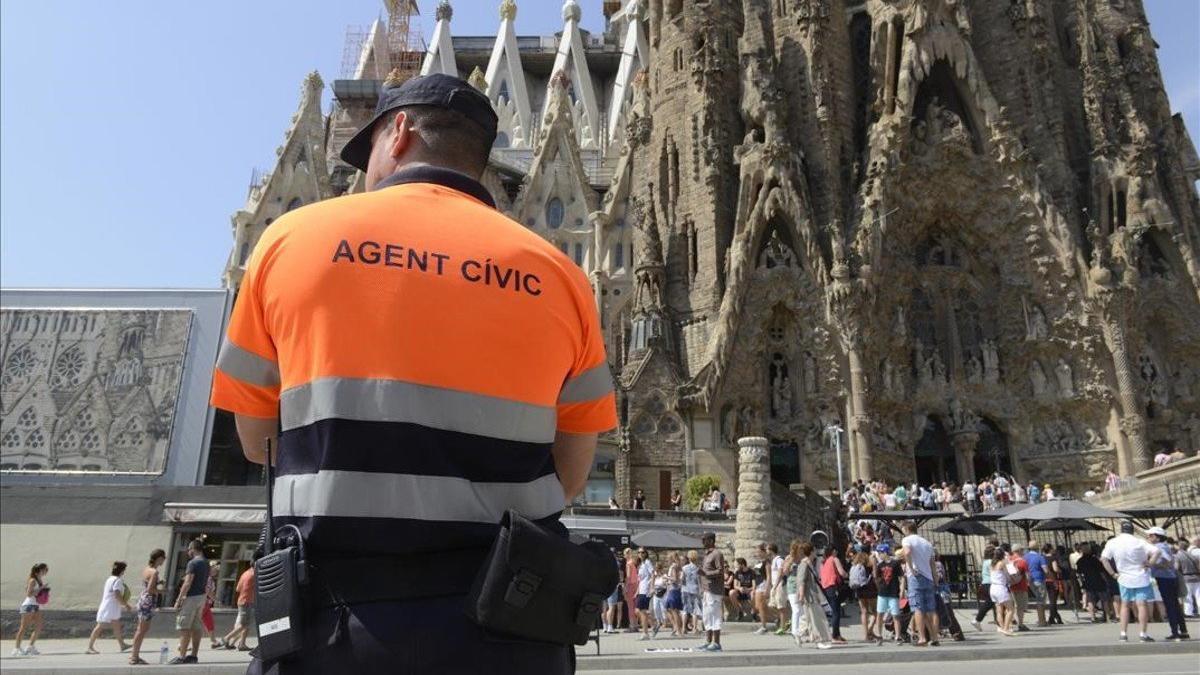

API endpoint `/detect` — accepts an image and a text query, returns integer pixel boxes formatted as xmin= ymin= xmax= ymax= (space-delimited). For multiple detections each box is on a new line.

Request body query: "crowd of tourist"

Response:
xmin=598 ymin=521 xmax=1198 ymax=652
xmin=10 ymin=540 xmax=257 ymax=664
xmin=840 ymin=474 xmax=1068 ymax=514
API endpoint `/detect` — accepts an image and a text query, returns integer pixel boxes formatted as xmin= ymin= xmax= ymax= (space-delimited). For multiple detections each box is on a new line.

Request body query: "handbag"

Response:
xmin=35 ymin=587 xmax=50 ymax=605
xmin=466 ymin=510 xmax=619 ymax=646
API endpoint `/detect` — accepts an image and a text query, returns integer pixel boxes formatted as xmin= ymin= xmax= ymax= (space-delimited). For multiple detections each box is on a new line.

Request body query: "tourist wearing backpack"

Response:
xmin=850 ymin=550 xmax=878 ymax=641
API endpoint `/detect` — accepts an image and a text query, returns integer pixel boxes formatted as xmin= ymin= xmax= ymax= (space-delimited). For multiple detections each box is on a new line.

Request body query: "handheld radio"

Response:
xmin=254 ymin=438 xmax=308 ymax=661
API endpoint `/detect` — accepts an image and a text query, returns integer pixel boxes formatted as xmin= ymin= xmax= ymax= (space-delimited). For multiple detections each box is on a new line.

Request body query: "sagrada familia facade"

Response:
xmin=224 ymin=0 xmax=1200 ymax=507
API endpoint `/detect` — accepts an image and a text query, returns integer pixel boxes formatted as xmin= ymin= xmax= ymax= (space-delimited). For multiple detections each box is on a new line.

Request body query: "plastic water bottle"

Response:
xmin=159 ymin=641 xmax=170 ymax=664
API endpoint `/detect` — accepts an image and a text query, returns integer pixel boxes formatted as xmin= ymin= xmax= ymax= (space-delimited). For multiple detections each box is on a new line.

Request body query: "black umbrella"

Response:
xmin=1032 ymin=518 xmax=1108 ymax=533
xmin=1000 ymin=499 xmax=1128 ymax=521
xmin=630 ymin=530 xmax=703 ymax=550
xmin=935 ymin=518 xmax=997 ymax=537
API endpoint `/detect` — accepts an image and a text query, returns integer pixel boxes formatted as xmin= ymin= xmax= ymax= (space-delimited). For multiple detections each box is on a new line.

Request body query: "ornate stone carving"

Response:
xmin=769 ymin=354 xmax=792 ymax=419
xmin=1055 ymin=358 xmax=1075 ymax=399
xmin=965 ymin=351 xmax=983 ymax=384
xmin=982 ymin=340 xmax=1000 ymax=384
xmin=758 ymin=230 xmax=796 ymax=269
xmin=1030 ymin=360 xmax=1049 ymax=396
xmin=1025 ymin=301 xmax=1049 ymax=341
xmin=947 ymin=398 xmax=980 ymax=435
xmin=499 ymin=0 xmax=517 ymax=22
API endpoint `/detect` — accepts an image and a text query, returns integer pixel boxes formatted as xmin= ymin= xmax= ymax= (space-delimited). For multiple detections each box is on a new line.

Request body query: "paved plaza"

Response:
xmin=3 ymin=610 xmax=1197 ymax=673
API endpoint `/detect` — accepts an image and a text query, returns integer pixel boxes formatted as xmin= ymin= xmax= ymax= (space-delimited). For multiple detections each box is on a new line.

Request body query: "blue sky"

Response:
xmin=1 ymin=1 xmax=1196 ymax=289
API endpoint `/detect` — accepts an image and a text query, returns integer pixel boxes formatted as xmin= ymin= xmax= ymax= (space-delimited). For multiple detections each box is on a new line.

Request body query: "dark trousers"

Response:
xmin=247 ymin=595 xmax=573 ymax=675
xmin=1046 ymin=582 xmax=1063 ymax=624
xmin=822 ymin=587 xmax=843 ymax=639
xmin=975 ymin=584 xmax=995 ymax=623
xmin=1156 ymin=577 xmax=1188 ymax=637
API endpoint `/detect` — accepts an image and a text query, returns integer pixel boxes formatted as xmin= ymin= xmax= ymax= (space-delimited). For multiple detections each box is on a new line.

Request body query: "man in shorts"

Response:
xmin=730 ymin=558 xmax=755 ymax=620
xmin=898 ymin=521 xmax=940 ymax=646
xmin=699 ymin=533 xmax=726 ymax=652
xmin=1008 ymin=545 xmax=1031 ymax=631
xmin=170 ymin=540 xmax=208 ymax=665
xmin=1024 ymin=541 xmax=1050 ymax=627
xmin=1102 ymin=521 xmax=1162 ymax=642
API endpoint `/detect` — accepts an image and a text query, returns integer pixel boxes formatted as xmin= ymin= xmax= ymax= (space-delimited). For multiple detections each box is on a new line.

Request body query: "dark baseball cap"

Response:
xmin=339 ymin=73 xmax=499 ymax=172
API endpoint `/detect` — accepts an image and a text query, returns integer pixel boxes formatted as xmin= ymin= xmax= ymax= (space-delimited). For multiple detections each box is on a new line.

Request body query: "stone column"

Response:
xmin=1090 ymin=281 xmax=1152 ymax=473
xmin=952 ymin=431 xmax=980 ymax=484
xmin=735 ymin=436 xmax=772 ymax=563
xmin=831 ymin=276 xmax=873 ymax=482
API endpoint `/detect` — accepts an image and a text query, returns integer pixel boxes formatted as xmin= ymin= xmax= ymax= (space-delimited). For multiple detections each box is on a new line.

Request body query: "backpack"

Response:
xmin=849 ymin=563 xmax=870 ymax=589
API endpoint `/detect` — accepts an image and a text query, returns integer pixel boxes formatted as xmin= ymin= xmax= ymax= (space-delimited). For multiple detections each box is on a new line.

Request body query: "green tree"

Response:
xmin=684 ymin=474 xmax=721 ymax=510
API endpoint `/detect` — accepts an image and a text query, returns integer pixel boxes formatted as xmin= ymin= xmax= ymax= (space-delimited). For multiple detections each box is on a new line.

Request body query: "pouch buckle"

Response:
xmin=575 ymin=592 xmax=604 ymax=629
xmin=504 ymin=569 xmax=542 ymax=609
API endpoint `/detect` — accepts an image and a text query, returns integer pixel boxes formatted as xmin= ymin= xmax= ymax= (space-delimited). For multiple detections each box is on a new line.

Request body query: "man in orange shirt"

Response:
xmin=211 ymin=72 xmax=616 ymax=674
xmin=219 ymin=566 xmax=255 ymax=651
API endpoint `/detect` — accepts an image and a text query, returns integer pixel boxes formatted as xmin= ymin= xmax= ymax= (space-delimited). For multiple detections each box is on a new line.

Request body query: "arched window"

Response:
xmin=1 ymin=429 xmax=20 ymax=449
xmin=286 ymin=197 xmax=303 ymax=212
xmin=574 ymin=243 xmax=584 ymax=266
xmin=498 ymin=80 xmax=510 ymax=102
xmin=17 ymin=407 xmax=37 ymax=428
xmin=2 ymin=346 xmax=36 ymax=386
xmin=546 ymin=198 xmax=565 ymax=228
xmin=239 ymin=241 xmax=251 ymax=265
xmin=612 ymin=243 xmax=624 ymax=269
xmin=51 ymin=346 xmax=86 ymax=390
xmin=493 ymin=132 xmax=510 ymax=149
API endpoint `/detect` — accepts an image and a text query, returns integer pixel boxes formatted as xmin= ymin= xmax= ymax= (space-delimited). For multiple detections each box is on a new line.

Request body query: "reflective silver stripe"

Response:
xmin=558 ymin=363 xmax=614 ymax=404
xmin=273 ymin=470 xmax=565 ymax=522
xmin=279 ymin=377 xmax=557 ymax=443
xmin=216 ymin=339 xmax=280 ymax=387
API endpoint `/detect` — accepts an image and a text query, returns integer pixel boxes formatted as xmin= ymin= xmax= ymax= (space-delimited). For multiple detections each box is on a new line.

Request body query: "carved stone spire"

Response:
xmin=562 ymin=0 xmax=581 ymax=23
xmin=435 ymin=0 xmax=453 ymax=22
xmin=467 ymin=66 xmax=487 ymax=92
xmin=499 ymin=0 xmax=517 ymax=21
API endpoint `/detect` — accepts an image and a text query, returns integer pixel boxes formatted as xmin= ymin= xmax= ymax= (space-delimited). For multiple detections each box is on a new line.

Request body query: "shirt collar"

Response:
xmin=373 ymin=164 xmax=496 ymax=209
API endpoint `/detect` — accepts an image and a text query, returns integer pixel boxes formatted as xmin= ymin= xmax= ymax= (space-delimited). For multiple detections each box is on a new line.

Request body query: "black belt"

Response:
xmin=307 ymin=548 xmax=488 ymax=608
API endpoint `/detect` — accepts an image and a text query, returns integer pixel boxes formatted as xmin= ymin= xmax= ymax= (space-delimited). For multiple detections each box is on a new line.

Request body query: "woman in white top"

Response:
xmin=635 ymin=550 xmax=659 ymax=640
xmin=13 ymin=563 xmax=48 ymax=656
xmin=86 ymin=562 xmax=133 ymax=654
xmin=989 ymin=549 xmax=1016 ymax=636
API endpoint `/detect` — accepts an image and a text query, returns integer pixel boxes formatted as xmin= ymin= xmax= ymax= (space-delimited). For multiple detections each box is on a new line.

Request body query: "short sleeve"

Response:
xmin=211 ymin=238 xmax=281 ymax=418
xmin=556 ymin=268 xmax=617 ymax=434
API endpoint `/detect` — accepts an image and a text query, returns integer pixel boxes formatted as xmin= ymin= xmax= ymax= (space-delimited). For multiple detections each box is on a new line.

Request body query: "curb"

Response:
xmin=574 ymin=640 xmax=1200 ymax=671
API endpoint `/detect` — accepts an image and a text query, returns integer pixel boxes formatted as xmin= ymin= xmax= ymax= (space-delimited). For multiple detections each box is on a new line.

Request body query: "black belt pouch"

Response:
xmin=466 ymin=510 xmax=618 ymax=646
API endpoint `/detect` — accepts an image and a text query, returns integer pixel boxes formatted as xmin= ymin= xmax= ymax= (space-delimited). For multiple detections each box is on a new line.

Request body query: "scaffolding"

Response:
xmin=340 ymin=1 xmax=424 ymax=82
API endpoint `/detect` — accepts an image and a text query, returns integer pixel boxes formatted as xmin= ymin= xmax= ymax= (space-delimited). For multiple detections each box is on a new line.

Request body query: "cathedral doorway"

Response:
xmin=914 ymin=415 xmax=956 ymax=485
xmin=973 ymin=418 xmax=1011 ymax=479
xmin=770 ymin=439 xmax=800 ymax=486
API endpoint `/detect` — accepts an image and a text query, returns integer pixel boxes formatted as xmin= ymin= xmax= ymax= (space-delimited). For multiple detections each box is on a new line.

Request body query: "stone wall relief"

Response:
xmin=1172 ymin=364 xmax=1194 ymax=402
xmin=982 ymin=339 xmax=1001 ymax=384
xmin=758 ymin=229 xmax=797 ymax=269
xmin=1137 ymin=352 xmax=1170 ymax=409
xmin=1054 ymin=358 xmax=1075 ymax=399
xmin=879 ymin=357 xmax=905 ymax=397
xmin=915 ymin=339 xmax=948 ymax=389
xmin=720 ymin=401 xmax=763 ymax=446
xmin=1026 ymin=419 xmax=1113 ymax=458
xmin=1029 ymin=359 xmax=1049 ymax=397
xmin=1023 ymin=298 xmax=1049 ymax=341
xmin=769 ymin=353 xmax=793 ymax=419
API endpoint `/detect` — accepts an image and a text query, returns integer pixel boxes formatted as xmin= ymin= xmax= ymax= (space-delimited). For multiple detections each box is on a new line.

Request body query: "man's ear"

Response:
xmin=389 ymin=110 xmax=411 ymax=159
